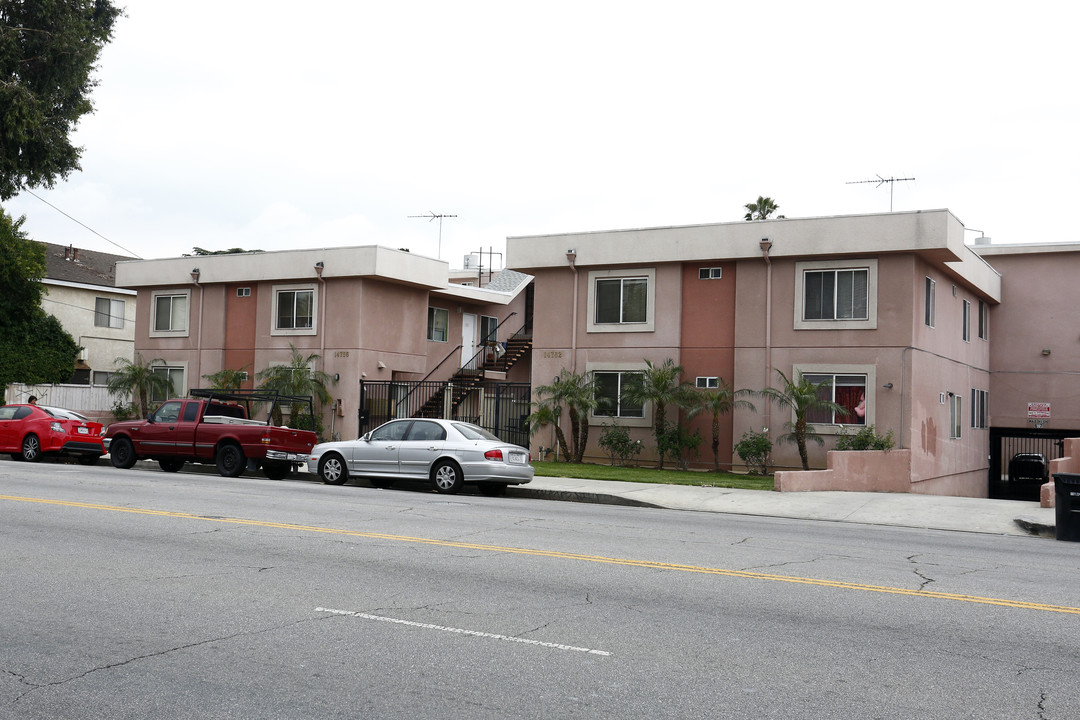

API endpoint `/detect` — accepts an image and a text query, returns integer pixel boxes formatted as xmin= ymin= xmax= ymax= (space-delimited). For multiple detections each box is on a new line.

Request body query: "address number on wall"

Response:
xmin=334 ymin=351 xmax=350 ymax=358
xmin=543 ymin=351 xmax=565 ymax=359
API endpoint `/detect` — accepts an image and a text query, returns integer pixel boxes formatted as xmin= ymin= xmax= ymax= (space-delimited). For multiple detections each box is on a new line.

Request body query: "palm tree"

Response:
xmin=106 ymin=353 xmax=172 ymax=418
xmin=688 ymin=380 xmax=757 ymax=472
xmin=525 ymin=401 xmax=569 ymax=462
xmin=625 ymin=359 xmax=697 ymax=469
xmin=760 ymin=369 xmax=845 ymax=470
xmin=202 ymin=366 xmax=250 ymax=391
xmin=743 ymin=196 xmax=783 ymax=221
xmin=533 ymin=370 xmax=597 ymax=463
xmin=256 ymin=344 xmax=334 ymax=426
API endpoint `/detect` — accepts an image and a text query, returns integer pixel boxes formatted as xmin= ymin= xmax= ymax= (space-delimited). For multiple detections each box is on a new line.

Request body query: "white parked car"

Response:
xmin=308 ymin=418 xmax=533 ymax=495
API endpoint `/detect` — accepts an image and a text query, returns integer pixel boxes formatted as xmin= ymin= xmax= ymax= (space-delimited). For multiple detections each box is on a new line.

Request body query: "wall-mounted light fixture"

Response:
xmin=377 ymin=361 xmax=386 ymax=369
xmin=882 ymin=383 xmax=893 ymax=389
xmin=333 ymin=373 xmax=340 ymax=382
xmin=1042 ymin=348 xmax=1052 ymax=356
xmin=190 ymin=268 xmax=201 ymax=283
xmin=315 ymin=261 xmax=324 ymax=279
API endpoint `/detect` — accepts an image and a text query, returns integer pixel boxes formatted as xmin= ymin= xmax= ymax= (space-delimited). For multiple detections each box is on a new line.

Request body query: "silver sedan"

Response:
xmin=308 ymin=418 xmax=534 ymax=495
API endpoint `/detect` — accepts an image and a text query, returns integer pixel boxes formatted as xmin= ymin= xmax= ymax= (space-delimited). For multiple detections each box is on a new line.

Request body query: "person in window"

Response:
xmin=854 ymin=393 xmax=865 ymax=419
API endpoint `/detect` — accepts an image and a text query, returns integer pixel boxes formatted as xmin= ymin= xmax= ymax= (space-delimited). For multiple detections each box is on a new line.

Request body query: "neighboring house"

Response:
xmin=4 ymin=243 xmax=136 ymax=419
xmin=507 ymin=209 xmax=1004 ymax=496
xmin=114 ymin=247 xmax=532 ymax=440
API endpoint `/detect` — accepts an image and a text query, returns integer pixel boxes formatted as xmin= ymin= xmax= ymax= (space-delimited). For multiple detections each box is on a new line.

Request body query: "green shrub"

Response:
xmin=735 ymin=430 xmax=772 ymax=475
xmin=657 ymin=423 xmax=702 ymax=470
xmin=110 ymin=400 xmax=140 ymax=422
xmin=834 ymin=425 xmax=895 ymax=451
xmin=598 ymin=422 xmax=644 ymax=467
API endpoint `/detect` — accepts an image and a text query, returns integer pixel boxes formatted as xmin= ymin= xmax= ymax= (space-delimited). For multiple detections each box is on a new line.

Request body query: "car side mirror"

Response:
xmin=362 ymin=432 xmax=372 ymax=442
xmin=146 ymin=414 xmax=155 ymax=423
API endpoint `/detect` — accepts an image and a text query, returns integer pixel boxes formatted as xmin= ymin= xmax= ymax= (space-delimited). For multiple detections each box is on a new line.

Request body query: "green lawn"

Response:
xmin=532 ymin=461 xmax=774 ymax=491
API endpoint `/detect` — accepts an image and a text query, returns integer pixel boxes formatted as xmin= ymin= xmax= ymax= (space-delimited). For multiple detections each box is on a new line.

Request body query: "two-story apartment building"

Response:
xmin=507 ymin=209 xmax=1002 ymax=496
xmin=115 ymin=246 xmax=532 ymax=440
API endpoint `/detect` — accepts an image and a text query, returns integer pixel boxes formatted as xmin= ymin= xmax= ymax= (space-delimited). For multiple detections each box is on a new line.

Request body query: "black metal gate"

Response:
xmin=358 ymin=380 xmax=532 ymax=447
xmin=988 ymin=427 xmax=1076 ymax=500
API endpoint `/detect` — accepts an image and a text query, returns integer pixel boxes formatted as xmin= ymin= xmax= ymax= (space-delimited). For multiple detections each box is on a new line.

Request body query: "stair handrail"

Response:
xmin=463 ymin=311 xmax=518 ymax=371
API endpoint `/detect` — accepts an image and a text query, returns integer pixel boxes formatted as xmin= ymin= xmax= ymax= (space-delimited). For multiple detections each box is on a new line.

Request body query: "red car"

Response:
xmin=0 ymin=404 xmax=106 ymax=464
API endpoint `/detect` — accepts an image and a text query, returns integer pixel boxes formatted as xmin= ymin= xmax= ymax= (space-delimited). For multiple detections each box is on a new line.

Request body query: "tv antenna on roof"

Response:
xmin=408 ymin=212 xmax=458 ymax=260
xmin=846 ymin=175 xmax=915 ymax=212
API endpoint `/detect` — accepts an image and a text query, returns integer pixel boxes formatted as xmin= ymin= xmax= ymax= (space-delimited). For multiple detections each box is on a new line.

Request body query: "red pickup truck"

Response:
xmin=104 ymin=389 xmax=318 ymax=480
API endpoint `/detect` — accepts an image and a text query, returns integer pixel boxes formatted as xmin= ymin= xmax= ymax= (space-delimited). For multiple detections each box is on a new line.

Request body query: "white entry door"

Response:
xmin=462 ymin=313 xmax=478 ymax=368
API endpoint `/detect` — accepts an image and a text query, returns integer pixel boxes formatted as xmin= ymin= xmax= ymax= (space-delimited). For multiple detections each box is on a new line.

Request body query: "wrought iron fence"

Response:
xmin=359 ymin=380 xmax=532 ymax=447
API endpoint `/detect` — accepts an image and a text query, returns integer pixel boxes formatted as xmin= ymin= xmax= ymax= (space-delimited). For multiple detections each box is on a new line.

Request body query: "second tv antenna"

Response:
xmin=846 ymin=175 xmax=915 ymax=212
xmin=408 ymin=212 xmax=457 ymax=260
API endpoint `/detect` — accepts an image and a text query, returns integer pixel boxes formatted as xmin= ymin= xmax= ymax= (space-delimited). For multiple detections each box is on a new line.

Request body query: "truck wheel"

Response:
xmin=318 ymin=454 xmax=348 ymax=485
xmin=110 ymin=437 xmax=137 ymax=469
xmin=159 ymin=458 xmax=185 ymax=473
xmin=21 ymin=434 xmax=42 ymax=462
xmin=263 ymin=462 xmax=290 ymax=481
xmin=431 ymin=460 xmax=463 ymax=494
xmin=215 ymin=444 xmax=246 ymax=478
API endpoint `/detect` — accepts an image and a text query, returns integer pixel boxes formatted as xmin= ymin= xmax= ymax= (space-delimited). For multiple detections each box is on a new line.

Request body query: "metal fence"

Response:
xmin=359 ymin=380 xmax=532 ymax=447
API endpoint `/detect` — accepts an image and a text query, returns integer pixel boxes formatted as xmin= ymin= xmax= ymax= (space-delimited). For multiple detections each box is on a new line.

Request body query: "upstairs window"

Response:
xmin=94 ymin=297 xmax=125 ymax=329
xmin=152 ymin=291 xmax=189 ymax=335
xmin=427 ymin=307 xmax=449 ymax=342
xmin=925 ymin=277 xmax=936 ymax=328
xmin=277 ymin=289 xmax=313 ymax=330
xmin=595 ymin=277 xmax=648 ymax=324
xmin=978 ymin=300 xmax=989 ymax=340
xmin=803 ymin=269 xmax=868 ymax=321
xmin=696 ymin=376 xmax=719 ymax=389
xmin=698 ymin=267 xmax=723 ymax=280
xmin=962 ymin=299 xmax=971 ymax=341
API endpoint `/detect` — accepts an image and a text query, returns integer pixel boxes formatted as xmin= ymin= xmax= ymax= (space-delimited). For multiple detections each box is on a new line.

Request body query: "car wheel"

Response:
xmin=431 ymin=460 xmax=463 ymax=494
xmin=110 ymin=437 xmax=137 ymax=469
xmin=263 ymin=462 xmax=291 ymax=481
xmin=318 ymin=454 xmax=347 ymax=485
xmin=369 ymin=477 xmax=394 ymax=489
xmin=77 ymin=455 xmax=101 ymax=466
xmin=21 ymin=435 xmax=41 ymax=462
xmin=158 ymin=458 xmax=185 ymax=473
xmin=477 ymin=483 xmax=507 ymax=497
xmin=215 ymin=444 xmax=246 ymax=478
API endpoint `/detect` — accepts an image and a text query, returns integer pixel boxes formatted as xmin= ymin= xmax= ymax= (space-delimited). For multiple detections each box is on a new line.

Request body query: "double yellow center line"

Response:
xmin=5 ymin=494 xmax=1079 ymax=616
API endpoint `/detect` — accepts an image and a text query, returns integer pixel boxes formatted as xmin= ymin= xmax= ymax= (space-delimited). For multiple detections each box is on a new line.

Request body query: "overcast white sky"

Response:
xmin=5 ymin=1 xmax=1077 ymax=268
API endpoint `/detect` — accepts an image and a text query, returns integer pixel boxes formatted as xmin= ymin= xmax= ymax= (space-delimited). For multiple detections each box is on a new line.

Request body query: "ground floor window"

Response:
xmin=804 ymin=373 xmax=867 ymax=425
xmin=151 ymin=366 xmax=185 ymax=402
xmin=972 ymin=389 xmax=988 ymax=429
xmin=950 ymin=393 xmax=962 ymax=438
xmin=593 ymin=371 xmax=644 ymax=419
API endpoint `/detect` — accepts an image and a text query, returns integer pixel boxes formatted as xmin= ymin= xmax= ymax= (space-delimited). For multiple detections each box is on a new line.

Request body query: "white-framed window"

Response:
xmin=92 ymin=371 xmax=114 ymax=386
xmin=978 ymin=300 xmax=989 ymax=340
xmin=593 ymin=371 xmax=644 ymax=419
xmin=427 ymin=307 xmax=449 ymax=342
xmin=793 ymin=363 xmax=876 ymax=432
xmin=150 ymin=290 xmax=190 ymax=337
xmin=698 ymin=267 xmax=723 ymax=280
xmin=794 ymin=259 xmax=877 ymax=330
xmin=272 ymin=284 xmax=316 ymax=335
xmin=950 ymin=393 xmax=962 ymax=439
xmin=962 ymin=299 xmax=971 ymax=342
xmin=696 ymin=376 xmax=719 ymax=389
xmin=237 ymin=287 xmax=251 ymax=298
xmin=480 ymin=315 xmax=499 ymax=344
xmin=924 ymin=277 xmax=936 ymax=328
xmin=971 ymin=389 xmax=988 ymax=429
xmin=151 ymin=365 xmax=185 ymax=403
xmin=94 ymin=297 xmax=125 ymax=329
xmin=586 ymin=268 xmax=656 ymax=333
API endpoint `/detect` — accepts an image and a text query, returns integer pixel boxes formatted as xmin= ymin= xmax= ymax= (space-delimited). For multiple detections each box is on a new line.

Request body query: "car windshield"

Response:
xmin=451 ymin=422 xmax=501 ymax=442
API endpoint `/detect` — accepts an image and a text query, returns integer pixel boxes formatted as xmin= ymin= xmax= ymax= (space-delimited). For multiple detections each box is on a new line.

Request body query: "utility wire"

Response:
xmin=23 ymin=189 xmax=142 ymax=259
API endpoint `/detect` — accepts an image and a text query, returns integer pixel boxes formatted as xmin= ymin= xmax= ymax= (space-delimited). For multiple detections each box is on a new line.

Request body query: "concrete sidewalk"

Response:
xmin=510 ymin=476 xmax=1059 ymax=538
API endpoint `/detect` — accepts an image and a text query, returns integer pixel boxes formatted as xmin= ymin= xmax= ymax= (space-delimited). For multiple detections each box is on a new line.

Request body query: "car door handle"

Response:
xmin=386 ymin=445 xmax=396 ymax=451
xmin=428 ymin=446 xmax=438 ymax=451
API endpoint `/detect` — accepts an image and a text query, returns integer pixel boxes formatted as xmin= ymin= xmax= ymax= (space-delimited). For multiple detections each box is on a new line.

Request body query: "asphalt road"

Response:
xmin=2 ymin=460 xmax=1079 ymax=719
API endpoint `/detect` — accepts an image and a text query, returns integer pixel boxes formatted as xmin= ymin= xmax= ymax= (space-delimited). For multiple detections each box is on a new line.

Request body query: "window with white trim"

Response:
xmin=971 ymin=389 xmax=988 ymax=429
xmin=794 ymin=260 xmax=877 ymax=330
xmin=94 ymin=297 xmax=125 ymax=329
xmin=237 ymin=287 xmax=251 ymax=297
xmin=925 ymin=277 xmax=936 ymax=328
xmin=427 ymin=307 xmax=449 ymax=342
xmin=978 ymin=300 xmax=989 ymax=340
xmin=593 ymin=371 xmax=644 ymax=419
xmin=151 ymin=291 xmax=189 ymax=336
xmin=803 ymin=372 xmax=867 ymax=426
xmin=480 ymin=315 xmax=498 ymax=344
xmin=276 ymin=289 xmax=313 ymax=330
xmin=151 ymin=366 xmax=184 ymax=403
xmin=962 ymin=299 xmax=971 ymax=342
xmin=587 ymin=268 xmax=656 ymax=333
xmin=698 ymin=267 xmax=723 ymax=280
xmin=949 ymin=393 xmax=962 ymax=438
xmin=696 ymin=376 xmax=719 ymax=389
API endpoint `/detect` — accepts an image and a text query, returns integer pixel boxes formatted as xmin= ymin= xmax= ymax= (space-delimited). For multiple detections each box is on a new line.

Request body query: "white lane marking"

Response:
xmin=315 ymin=606 xmax=611 ymax=656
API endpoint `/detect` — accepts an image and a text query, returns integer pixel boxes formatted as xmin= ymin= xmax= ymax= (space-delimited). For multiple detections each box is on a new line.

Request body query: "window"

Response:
xmin=480 ymin=315 xmax=498 ymax=344
xmin=182 ymin=402 xmax=200 ymax=422
xmin=924 ymin=277 xmax=936 ymax=327
xmin=427 ymin=307 xmax=449 ymax=342
xmin=978 ymin=300 xmax=989 ymax=340
xmin=370 ymin=420 xmax=410 ymax=442
xmin=587 ymin=268 xmax=656 ymax=333
xmin=803 ymin=269 xmax=868 ymax=321
xmin=276 ymin=289 xmax=313 ymax=330
xmin=151 ymin=401 xmax=182 ymax=424
xmin=593 ymin=371 xmax=644 ymax=419
xmin=151 ymin=366 xmax=184 ymax=402
xmin=595 ymin=277 xmax=647 ymax=324
xmin=92 ymin=371 xmax=114 ymax=386
xmin=961 ymin=299 xmax=971 ymax=341
xmin=950 ymin=393 xmax=962 ymax=439
xmin=698 ymin=267 xmax=723 ymax=280
xmin=803 ymin=373 xmax=867 ymax=425
xmin=696 ymin=376 xmax=719 ymax=389
xmin=237 ymin=287 xmax=251 ymax=297
xmin=971 ymin=389 xmax=988 ymax=429
xmin=94 ymin=297 xmax=125 ymax=329
xmin=794 ymin=260 xmax=877 ymax=330
xmin=152 ymin=292 xmax=189 ymax=334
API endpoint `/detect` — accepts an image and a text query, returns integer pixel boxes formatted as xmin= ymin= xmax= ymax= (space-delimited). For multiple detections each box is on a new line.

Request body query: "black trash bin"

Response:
xmin=1053 ymin=473 xmax=1080 ymax=541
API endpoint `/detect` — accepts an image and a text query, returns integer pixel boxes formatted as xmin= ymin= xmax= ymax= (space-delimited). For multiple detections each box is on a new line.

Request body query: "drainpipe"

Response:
xmin=315 ymin=261 xmax=326 ymax=362
xmin=191 ymin=268 xmax=202 ymax=391
xmin=899 ymin=346 xmax=912 ymax=450
xmin=759 ymin=239 xmax=773 ymax=436
xmin=566 ymin=250 xmax=578 ymax=373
